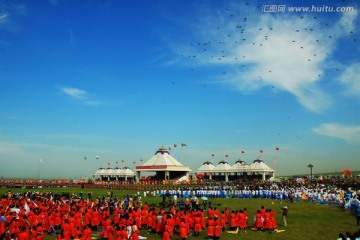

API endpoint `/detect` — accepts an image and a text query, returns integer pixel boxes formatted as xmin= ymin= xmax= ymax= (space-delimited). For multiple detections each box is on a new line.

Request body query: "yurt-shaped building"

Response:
xmin=120 ymin=166 xmax=136 ymax=181
xmin=196 ymin=160 xmax=215 ymax=179
xmin=230 ymin=159 xmax=250 ymax=179
xmin=249 ymin=159 xmax=274 ymax=180
xmin=213 ymin=159 xmax=232 ymax=181
xmin=93 ymin=167 xmax=106 ymax=180
xmin=135 ymin=146 xmax=191 ymax=182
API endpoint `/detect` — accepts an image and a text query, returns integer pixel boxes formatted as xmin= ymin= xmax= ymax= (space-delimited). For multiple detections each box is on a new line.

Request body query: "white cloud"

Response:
xmin=313 ymin=123 xmax=360 ymax=144
xmin=339 ymin=63 xmax=360 ymax=98
xmin=338 ymin=9 xmax=358 ymax=33
xmin=0 ymin=12 xmax=9 ymax=25
xmin=61 ymin=87 xmax=87 ymax=99
xmin=59 ymin=87 xmax=99 ymax=106
xmin=173 ymin=4 xmax=358 ymax=113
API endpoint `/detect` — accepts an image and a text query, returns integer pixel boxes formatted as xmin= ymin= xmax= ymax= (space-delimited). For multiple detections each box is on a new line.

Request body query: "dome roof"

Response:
xmin=218 ymin=159 xmax=228 ymax=164
xmin=250 ymin=159 xmax=273 ymax=171
xmin=235 ymin=159 xmax=247 ymax=165
xmin=202 ymin=160 xmax=214 ymax=165
xmin=214 ymin=160 xmax=231 ymax=171
xmin=197 ymin=161 xmax=215 ymax=172
xmin=232 ymin=159 xmax=250 ymax=171
xmin=141 ymin=146 xmax=184 ymax=166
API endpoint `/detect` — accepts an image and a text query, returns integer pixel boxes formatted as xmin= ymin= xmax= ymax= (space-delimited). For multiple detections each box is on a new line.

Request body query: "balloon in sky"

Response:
xmin=84 ymin=156 xmax=87 ymax=160
xmin=96 ymin=156 xmax=99 ymax=160
xmin=174 ymin=144 xmax=177 ymax=147
xmin=276 ymin=147 xmax=280 ymax=151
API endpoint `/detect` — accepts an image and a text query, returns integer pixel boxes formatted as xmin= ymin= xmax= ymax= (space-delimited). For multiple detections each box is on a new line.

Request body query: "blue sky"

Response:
xmin=0 ymin=0 xmax=359 ymax=179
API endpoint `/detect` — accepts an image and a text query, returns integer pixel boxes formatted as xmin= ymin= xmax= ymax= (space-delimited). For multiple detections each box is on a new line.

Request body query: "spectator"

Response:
xmin=281 ymin=206 xmax=288 ymax=227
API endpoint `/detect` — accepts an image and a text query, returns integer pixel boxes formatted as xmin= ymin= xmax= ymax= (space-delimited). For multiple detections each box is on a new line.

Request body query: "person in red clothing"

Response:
xmin=269 ymin=209 xmax=277 ymax=231
xmin=0 ymin=216 xmax=6 ymax=239
xmin=164 ymin=214 xmax=174 ymax=236
xmin=103 ymin=221 xmax=115 ymax=240
xmin=179 ymin=218 xmax=188 ymax=240
xmin=220 ymin=210 xmax=226 ymax=232
xmin=82 ymin=225 xmax=92 ymax=240
xmin=90 ymin=208 xmax=101 ymax=231
xmin=17 ymin=226 xmax=30 ymax=240
xmin=207 ymin=216 xmax=214 ymax=240
xmin=155 ymin=212 xmax=163 ymax=234
xmin=213 ymin=215 xmax=221 ymax=240
xmin=119 ymin=226 xmax=128 ymax=240
xmin=254 ymin=210 xmax=263 ymax=231
xmin=54 ymin=210 xmax=62 ymax=230
xmin=237 ymin=210 xmax=247 ymax=233
xmin=114 ymin=225 xmax=121 ymax=240
xmin=229 ymin=210 xmax=237 ymax=231
xmin=263 ymin=209 xmax=271 ymax=231
xmin=131 ymin=222 xmax=139 ymax=240
xmin=162 ymin=226 xmax=171 ymax=240
xmin=62 ymin=219 xmax=72 ymax=240
xmin=193 ymin=213 xmax=202 ymax=237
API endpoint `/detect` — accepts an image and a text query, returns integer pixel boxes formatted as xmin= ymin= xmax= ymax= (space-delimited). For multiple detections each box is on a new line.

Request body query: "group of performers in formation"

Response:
xmin=0 ymin=190 xmax=287 ymax=240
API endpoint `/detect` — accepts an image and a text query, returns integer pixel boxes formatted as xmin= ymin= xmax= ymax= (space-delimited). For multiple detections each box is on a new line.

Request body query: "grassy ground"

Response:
xmin=1 ymin=187 xmax=359 ymax=240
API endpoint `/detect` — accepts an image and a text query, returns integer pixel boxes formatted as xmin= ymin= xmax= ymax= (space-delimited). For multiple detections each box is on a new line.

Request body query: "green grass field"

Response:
xmin=1 ymin=187 xmax=359 ymax=240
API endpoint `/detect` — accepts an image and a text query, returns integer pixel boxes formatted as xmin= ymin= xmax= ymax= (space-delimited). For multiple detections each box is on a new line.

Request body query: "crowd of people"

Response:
xmin=0 ymin=175 xmax=359 ymax=239
xmin=0 ymin=190 xmax=286 ymax=240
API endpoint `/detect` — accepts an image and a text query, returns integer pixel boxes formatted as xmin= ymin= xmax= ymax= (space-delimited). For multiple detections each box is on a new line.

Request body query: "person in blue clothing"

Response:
xmin=356 ymin=203 xmax=360 ymax=226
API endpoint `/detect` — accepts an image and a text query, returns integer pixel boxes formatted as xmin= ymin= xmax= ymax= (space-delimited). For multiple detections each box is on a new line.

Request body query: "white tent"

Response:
xmin=141 ymin=146 xmax=184 ymax=167
xmin=250 ymin=159 xmax=273 ymax=171
xmin=232 ymin=159 xmax=250 ymax=172
xmin=212 ymin=160 xmax=232 ymax=181
xmin=214 ymin=159 xmax=232 ymax=171
xmin=197 ymin=161 xmax=215 ymax=172
xmin=122 ymin=166 xmax=135 ymax=176
xmin=135 ymin=146 xmax=191 ymax=182
xmin=194 ymin=157 xmax=274 ymax=181
xmin=93 ymin=167 xmax=106 ymax=177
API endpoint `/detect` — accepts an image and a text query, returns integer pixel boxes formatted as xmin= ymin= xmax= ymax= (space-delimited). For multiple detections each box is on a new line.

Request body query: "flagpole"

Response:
xmin=272 ymin=147 xmax=279 ymax=170
xmin=37 ymin=159 xmax=41 ymax=180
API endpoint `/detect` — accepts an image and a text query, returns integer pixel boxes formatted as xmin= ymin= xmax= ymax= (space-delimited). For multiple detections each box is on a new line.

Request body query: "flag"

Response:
xmin=24 ymin=202 xmax=30 ymax=216
xmin=50 ymin=226 xmax=56 ymax=235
